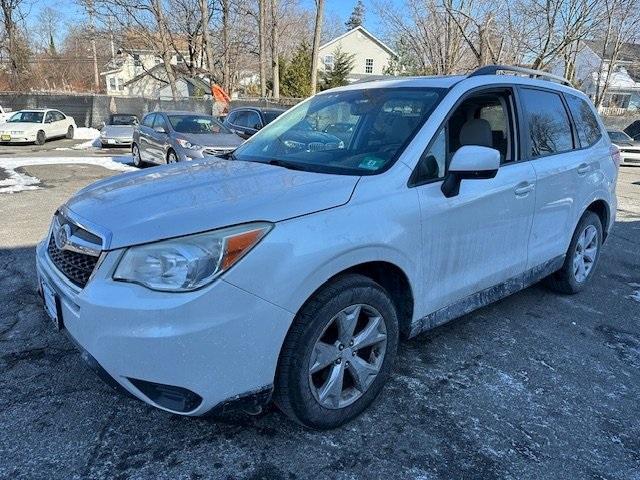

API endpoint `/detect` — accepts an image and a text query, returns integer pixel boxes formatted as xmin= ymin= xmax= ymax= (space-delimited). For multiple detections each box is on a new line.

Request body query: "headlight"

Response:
xmin=100 ymin=131 xmax=107 ymax=137
xmin=113 ymin=222 xmax=272 ymax=292
xmin=177 ymin=139 xmax=202 ymax=150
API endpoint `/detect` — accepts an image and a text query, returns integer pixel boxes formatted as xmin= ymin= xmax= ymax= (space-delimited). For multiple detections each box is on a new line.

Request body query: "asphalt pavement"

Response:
xmin=0 ymin=159 xmax=639 ymax=480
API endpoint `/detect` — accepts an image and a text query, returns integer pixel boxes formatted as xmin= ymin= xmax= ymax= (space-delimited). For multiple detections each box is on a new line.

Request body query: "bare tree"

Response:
xmin=199 ymin=0 xmax=215 ymax=86
xmin=258 ymin=0 xmax=267 ymax=96
xmin=0 ymin=0 xmax=31 ymax=89
xmin=592 ymin=0 xmax=640 ymax=107
xmin=310 ymin=0 xmax=324 ymax=95
xmin=83 ymin=0 xmax=180 ymax=99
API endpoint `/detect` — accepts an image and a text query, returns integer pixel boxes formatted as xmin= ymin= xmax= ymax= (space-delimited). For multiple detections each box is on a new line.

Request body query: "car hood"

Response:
xmin=178 ymin=132 xmax=244 ymax=148
xmin=65 ymin=158 xmax=359 ymax=249
xmin=102 ymin=125 xmax=134 ymax=137
xmin=0 ymin=122 xmax=39 ymax=131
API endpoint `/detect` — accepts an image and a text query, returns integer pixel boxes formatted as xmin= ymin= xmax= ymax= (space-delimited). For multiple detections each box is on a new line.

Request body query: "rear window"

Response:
xmin=520 ymin=88 xmax=574 ymax=158
xmin=565 ymin=94 xmax=602 ymax=147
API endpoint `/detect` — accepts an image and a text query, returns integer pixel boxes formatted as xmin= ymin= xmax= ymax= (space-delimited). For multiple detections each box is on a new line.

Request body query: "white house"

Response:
xmin=101 ymin=48 xmax=191 ymax=97
xmin=552 ymin=40 xmax=640 ymax=114
xmin=318 ymin=26 xmax=397 ymax=82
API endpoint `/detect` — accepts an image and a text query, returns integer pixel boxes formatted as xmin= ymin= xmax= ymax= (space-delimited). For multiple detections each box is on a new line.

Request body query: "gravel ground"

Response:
xmin=0 ymin=161 xmax=639 ymax=480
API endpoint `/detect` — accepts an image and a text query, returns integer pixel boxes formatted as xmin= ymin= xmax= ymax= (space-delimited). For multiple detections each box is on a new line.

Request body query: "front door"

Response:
xmin=412 ymin=88 xmax=536 ymax=313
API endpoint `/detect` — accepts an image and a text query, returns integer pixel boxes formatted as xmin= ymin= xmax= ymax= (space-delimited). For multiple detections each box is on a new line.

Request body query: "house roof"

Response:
xmin=584 ymin=40 xmax=640 ymax=82
xmin=320 ymin=26 xmax=397 ymax=58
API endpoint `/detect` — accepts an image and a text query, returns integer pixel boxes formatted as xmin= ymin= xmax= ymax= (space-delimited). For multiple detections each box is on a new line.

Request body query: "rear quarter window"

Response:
xmin=520 ymin=88 xmax=574 ymax=158
xmin=565 ymin=94 xmax=602 ymax=148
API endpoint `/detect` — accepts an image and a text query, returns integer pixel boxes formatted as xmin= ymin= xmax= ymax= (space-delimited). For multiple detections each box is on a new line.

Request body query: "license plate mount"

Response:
xmin=41 ymin=280 xmax=63 ymax=330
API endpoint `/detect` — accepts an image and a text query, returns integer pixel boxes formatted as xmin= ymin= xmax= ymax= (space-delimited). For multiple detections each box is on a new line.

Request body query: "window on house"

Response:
xmin=324 ymin=54 xmax=334 ymax=71
xmin=117 ymin=79 xmax=124 ymax=91
xmin=109 ymin=77 xmax=116 ymax=90
xmin=133 ymin=54 xmax=141 ymax=67
xmin=365 ymin=58 xmax=374 ymax=74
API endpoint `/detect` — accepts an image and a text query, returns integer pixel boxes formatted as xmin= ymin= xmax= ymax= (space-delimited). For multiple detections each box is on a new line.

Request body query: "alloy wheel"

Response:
xmin=168 ymin=151 xmax=178 ymax=164
xmin=132 ymin=145 xmax=141 ymax=167
xmin=308 ymin=304 xmax=387 ymax=409
xmin=573 ymin=224 xmax=598 ymax=283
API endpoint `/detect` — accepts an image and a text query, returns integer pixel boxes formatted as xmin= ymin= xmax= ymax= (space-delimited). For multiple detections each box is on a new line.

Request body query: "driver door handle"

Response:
xmin=514 ymin=181 xmax=534 ymax=196
xmin=577 ymin=163 xmax=590 ymax=175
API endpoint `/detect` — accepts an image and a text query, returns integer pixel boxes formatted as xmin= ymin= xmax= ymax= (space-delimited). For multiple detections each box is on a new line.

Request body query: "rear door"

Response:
xmin=519 ymin=87 xmax=583 ymax=267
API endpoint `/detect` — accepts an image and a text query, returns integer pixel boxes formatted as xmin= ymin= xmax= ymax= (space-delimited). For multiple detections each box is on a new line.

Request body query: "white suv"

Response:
xmin=36 ymin=66 xmax=618 ymax=429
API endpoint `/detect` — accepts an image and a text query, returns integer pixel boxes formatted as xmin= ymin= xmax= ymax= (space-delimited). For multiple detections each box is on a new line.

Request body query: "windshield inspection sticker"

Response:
xmin=359 ymin=156 xmax=385 ymax=170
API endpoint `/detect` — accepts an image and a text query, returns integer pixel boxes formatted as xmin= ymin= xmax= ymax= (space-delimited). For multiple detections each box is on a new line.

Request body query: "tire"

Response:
xmin=131 ymin=143 xmax=143 ymax=168
xmin=274 ymin=274 xmax=399 ymax=430
xmin=167 ymin=150 xmax=178 ymax=164
xmin=66 ymin=126 xmax=74 ymax=139
xmin=36 ymin=130 xmax=46 ymax=145
xmin=546 ymin=211 xmax=603 ymax=294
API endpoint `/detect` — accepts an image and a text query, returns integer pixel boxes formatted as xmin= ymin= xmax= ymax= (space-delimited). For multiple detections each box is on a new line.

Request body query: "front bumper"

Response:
xmin=100 ymin=137 xmax=132 ymax=146
xmin=35 ymin=240 xmax=293 ymax=415
xmin=0 ymin=133 xmax=37 ymax=143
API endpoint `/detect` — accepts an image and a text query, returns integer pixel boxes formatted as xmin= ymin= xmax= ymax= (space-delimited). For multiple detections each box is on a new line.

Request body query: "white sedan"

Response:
xmin=0 ymin=109 xmax=76 ymax=145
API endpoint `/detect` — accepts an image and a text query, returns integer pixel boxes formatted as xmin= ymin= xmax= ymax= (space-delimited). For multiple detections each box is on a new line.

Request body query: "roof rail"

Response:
xmin=468 ymin=65 xmax=572 ymax=87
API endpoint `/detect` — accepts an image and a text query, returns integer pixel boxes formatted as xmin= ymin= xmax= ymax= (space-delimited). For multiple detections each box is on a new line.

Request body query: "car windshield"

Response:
xmin=263 ymin=111 xmax=284 ymax=124
xmin=608 ymin=130 xmax=632 ymax=142
xmin=8 ymin=111 xmax=44 ymax=123
xmin=168 ymin=114 xmax=231 ymax=134
xmin=232 ymin=87 xmax=446 ymax=175
xmin=110 ymin=114 xmax=137 ymax=126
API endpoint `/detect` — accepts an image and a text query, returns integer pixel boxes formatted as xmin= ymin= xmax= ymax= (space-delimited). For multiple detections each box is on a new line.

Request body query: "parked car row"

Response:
xmin=607 ymin=128 xmax=640 ymax=165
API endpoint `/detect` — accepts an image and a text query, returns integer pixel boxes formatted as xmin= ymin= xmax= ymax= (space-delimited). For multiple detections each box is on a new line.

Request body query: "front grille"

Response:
xmin=203 ymin=147 xmax=234 ymax=156
xmin=47 ymin=233 xmax=100 ymax=288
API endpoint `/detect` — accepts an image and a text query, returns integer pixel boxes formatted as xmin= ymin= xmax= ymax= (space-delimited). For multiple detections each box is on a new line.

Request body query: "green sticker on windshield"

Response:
xmin=359 ymin=156 xmax=385 ymax=170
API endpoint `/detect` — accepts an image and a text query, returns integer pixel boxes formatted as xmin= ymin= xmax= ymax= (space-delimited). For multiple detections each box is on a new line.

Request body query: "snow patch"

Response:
xmin=74 ymin=127 xmax=101 ymax=140
xmin=0 ymin=156 xmax=135 ymax=194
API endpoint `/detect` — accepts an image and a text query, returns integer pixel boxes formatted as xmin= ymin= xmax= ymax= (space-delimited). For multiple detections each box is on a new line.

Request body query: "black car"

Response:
xmin=624 ymin=120 xmax=640 ymax=141
xmin=223 ymin=107 xmax=286 ymax=139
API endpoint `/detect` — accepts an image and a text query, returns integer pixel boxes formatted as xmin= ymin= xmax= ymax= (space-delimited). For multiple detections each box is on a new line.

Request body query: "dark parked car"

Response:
xmin=132 ymin=111 xmax=244 ymax=167
xmin=624 ymin=119 xmax=640 ymax=141
xmin=223 ymin=107 xmax=286 ymax=139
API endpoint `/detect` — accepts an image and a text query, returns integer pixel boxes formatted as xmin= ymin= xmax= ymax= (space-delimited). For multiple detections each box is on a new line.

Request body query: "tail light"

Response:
xmin=610 ymin=144 xmax=621 ymax=168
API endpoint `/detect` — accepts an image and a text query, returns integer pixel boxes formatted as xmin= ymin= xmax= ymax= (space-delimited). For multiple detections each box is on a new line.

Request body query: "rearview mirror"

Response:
xmin=441 ymin=145 xmax=500 ymax=198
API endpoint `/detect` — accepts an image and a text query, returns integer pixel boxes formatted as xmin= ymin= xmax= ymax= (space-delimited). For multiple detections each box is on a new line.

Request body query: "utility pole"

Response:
xmin=271 ymin=0 xmax=279 ymax=100
xmin=310 ymin=0 xmax=324 ymax=95
xmin=258 ymin=0 xmax=267 ymax=98
xmin=87 ymin=0 xmax=100 ymax=91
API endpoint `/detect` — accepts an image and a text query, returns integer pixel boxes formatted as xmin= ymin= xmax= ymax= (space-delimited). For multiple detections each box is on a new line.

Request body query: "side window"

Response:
xmin=245 ymin=111 xmax=262 ymax=130
xmin=53 ymin=111 xmax=65 ymax=121
xmin=413 ymin=90 xmax=514 ymax=184
xmin=226 ymin=111 xmax=237 ymax=125
xmin=45 ymin=112 xmax=54 ymax=123
xmin=520 ymin=88 xmax=574 ymax=157
xmin=153 ymin=114 xmax=168 ymax=131
xmin=565 ymin=94 xmax=602 ymax=148
xmin=142 ymin=113 xmax=156 ymax=127
xmin=234 ymin=111 xmax=249 ymax=128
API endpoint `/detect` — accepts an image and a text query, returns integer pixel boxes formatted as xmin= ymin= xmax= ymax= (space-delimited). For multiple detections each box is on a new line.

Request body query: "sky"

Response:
xmin=28 ymin=0 xmax=393 ymax=38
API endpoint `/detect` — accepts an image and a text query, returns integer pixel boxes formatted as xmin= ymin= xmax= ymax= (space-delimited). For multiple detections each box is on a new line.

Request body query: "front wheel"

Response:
xmin=275 ymin=274 xmax=399 ymax=430
xmin=66 ymin=126 xmax=74 ymax=139
xmin=546 ymin=211 xmax=603 ymax=294
xmin=132 ymin=144 xmax=143 ymax=168
xmin=36 ymin=130 xmax=46 ymax=145
xmin=167 ymin=150 xmax=178 ymax=164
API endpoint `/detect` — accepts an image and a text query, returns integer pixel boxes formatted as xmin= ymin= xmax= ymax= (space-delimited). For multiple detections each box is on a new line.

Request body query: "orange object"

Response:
xmin=211 ymin=84 xmax=230 ymax=114
xmin=222 ymin=229 xmax=265 ymax=270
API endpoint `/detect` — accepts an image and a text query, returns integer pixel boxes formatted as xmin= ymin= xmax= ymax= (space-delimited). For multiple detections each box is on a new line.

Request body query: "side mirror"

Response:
xmin=154 ymin=126 xmax=166 ymax=134
xmin=441 ymin=145 xmax=500 ymax=198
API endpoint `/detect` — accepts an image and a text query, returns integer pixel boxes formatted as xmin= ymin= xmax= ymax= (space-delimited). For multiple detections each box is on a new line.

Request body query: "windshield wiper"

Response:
xmin=263 ymin=159 xmax=310 ymax=171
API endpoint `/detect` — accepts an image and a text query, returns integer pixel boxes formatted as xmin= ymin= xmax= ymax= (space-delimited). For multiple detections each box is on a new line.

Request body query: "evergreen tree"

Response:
xmin=48 ymin=33 xmax=56 ymax=55
xmin=345 ymin=0 xmax=365 ymax=30
xmin=321 ymin=47 xmax=355 ymax=90
xmin=280 ymin=42 xmax=316 ymax=98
